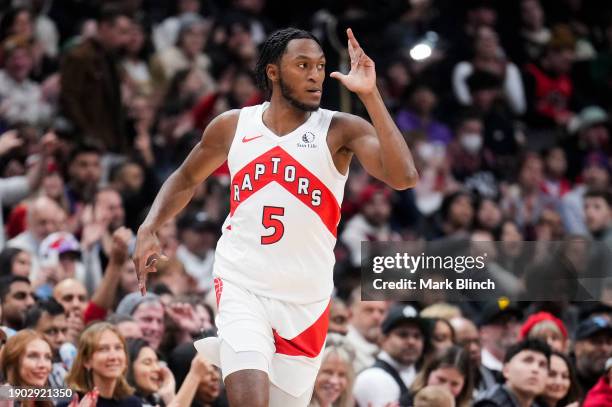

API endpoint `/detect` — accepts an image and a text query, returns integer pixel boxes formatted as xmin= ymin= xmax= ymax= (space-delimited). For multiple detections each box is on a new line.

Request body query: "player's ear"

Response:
xmin=266 ymin=63 xmax=279 ymax=84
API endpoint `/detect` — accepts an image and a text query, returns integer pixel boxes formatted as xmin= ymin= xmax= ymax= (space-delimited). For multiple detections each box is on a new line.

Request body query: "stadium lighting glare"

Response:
xmin=409 ymin=31 xmax=439 ymax=61
xmin=410 ymin=43 xmax=432 ymax=61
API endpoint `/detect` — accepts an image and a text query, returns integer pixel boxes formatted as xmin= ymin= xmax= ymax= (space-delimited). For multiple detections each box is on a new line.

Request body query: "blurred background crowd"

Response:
xmin=0 ymin=0 xmax=611 ymax=406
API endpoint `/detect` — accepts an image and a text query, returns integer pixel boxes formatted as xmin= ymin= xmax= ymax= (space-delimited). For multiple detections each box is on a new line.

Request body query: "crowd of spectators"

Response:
xmin=0 ymin=0 xmax=611 ymax=405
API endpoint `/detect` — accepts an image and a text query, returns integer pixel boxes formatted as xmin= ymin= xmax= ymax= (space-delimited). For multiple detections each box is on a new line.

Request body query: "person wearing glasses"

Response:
xmin=25 ymin=298 xmax=70 ymax=389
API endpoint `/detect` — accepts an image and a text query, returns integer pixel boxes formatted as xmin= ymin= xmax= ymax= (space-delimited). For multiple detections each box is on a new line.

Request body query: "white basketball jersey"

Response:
xmin=213 ymin=102 xmax=348 ymax=304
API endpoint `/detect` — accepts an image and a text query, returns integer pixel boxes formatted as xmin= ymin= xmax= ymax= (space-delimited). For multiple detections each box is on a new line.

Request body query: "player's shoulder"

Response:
xmin=209 ymin=104 xmax=265 ymax=128
xmin=200 ymin=109 xmax=242 ymax=149
xmin=205 ymin=109 xmax=241 ymax=134
xmin=212 ymin=108 xmax=241 ymax=125
xmin=331 ymin=111 xmax=370 ymax=126
xmin=329 ymin=111 xmax=371 ymax=138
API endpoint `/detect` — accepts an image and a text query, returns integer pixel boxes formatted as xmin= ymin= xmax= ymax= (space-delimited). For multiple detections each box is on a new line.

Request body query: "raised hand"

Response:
xmin=190 ymin=353 xmax=212 ymax=378
xmin=66 ymin=310 xmax=84 ymax=344
xmin=0 ymin=130 xmax=22 ymax=156
xmin=166 ymin=302 xmax=200 ymax=335
xmin=40 ymin=131 xmax=59 ymax=157
xmin=109 ymin=226 xmax=133 ymax=265
xmin=330 ymin=28 xmax=376 ymax=96
xmin=80 ymin=204 xmax=106 ymax=250
xmin=157 ymin=365 xmax=177 ymax=404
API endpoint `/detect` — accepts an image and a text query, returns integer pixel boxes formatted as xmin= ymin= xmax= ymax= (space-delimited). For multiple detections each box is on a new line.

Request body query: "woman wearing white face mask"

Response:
xmin=449 ymin=113 xmax=502 ymax=200
xmin=460 ymin=132 xmax=484 ymax=155
xmin=412 ymin=139 xmax=459 ymax=216
xmin=449 ymin=114 xmax=489 ymax=178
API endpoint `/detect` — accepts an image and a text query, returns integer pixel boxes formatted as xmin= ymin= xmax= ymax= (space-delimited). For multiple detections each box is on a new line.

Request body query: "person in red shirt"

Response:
xmin=583 ymin=357 xmax=612 ymax=407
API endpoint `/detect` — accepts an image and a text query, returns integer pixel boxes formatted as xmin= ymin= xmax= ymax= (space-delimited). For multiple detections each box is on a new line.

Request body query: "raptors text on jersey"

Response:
xmin=213 ymin=102 xmax=348 ymax=304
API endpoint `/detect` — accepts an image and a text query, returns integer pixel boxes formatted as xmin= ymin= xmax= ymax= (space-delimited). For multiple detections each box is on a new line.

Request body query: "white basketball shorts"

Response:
xmin=194 ymin=277 xmax=330 ymax=399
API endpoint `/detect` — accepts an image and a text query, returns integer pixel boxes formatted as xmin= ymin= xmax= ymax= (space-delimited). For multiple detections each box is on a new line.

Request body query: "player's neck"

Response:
xmin=264 ymin=96 xmax=312 ymax=137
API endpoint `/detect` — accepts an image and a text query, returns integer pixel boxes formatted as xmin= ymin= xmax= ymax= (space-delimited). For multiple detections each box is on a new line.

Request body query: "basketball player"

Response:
xmin=134 ymin=27 xmax=418 ymax=406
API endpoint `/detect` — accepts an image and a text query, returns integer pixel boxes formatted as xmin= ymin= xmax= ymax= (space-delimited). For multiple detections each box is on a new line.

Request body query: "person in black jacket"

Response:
xmin=475 ymin=338 xmax=551 ymax=407
xmin=353 ymin=304 xmax=430 ymax=407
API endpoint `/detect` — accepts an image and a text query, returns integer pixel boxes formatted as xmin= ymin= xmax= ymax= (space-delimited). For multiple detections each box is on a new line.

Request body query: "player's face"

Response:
xmin=277 ymin=38 xmax=325 ymax=111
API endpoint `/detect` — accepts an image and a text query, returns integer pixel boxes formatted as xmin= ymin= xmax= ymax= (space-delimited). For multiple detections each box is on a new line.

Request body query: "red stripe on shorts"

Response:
xmin=273 ymin=301 xmax=330 ymax=358
xmin=214 ymin=277 xmax=223 ymax=308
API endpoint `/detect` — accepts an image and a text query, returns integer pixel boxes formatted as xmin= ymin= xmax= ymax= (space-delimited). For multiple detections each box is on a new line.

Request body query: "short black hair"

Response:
xmin=440 ymin=190 xmax=473 ymax=222
xmin=68 ymin=143 xmax=102 ymax=164
xmin=584 ymin=189 xmax=612 ymax=207
xmin=24 ymin=298 xmax=64 ymax=328
xmin=254 ymin=28 xmax=322 ymax=96
xmin=0 ymin=7 xmax=32 ymax=42
xmin=0 ymin=247 xmax=25 ymax=278
xmin=109 ymin=160 xmax=143 ymax=184
xmin=504 ymin=338 xmax=551 ymax=366
xmin=467 ymin=0 xmax=496 ymax=11
xmin=0 ymin=275 xmax=30 ymax=302
xmin=126 ymin=337 xmax=157 ymax=387
xmin=97 ymin=4 xmax=132 ymax=24
xmin=454 ymin=109 xmax=483 ymax=131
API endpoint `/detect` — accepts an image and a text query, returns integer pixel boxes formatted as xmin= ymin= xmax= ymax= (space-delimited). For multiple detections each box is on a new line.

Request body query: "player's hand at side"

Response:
xmin=133 ymin=226 xmax=167 ymax=295
xmin=330 ymin=28 xmax=376 ymax=96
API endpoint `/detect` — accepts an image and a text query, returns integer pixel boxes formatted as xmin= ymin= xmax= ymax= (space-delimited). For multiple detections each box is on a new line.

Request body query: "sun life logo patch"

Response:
xmin=298 ymin=132 xmax=317 ymax=148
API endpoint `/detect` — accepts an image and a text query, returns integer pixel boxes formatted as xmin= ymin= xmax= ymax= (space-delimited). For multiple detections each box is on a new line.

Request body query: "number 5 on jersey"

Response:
xmin=261 ymin=206 xmax=285 ymax=244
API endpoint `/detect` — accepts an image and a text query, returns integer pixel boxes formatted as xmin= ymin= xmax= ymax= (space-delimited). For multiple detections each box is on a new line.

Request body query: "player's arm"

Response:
xmin=330 ymin=29 xmax=418 ymax=190
xmin=133 ymin=110 xmax=238 ymax=293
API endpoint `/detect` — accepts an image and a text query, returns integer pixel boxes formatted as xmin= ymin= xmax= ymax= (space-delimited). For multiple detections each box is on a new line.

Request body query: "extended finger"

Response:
xmin=347 ymin=28 xmax=361 ymax=51
xmin=139 ymin=277 xmax=147 ymax=295
xmin=351 ymin=49 xmax=364 ymax=66
xmin=347 ymin=38 xmax=355 ymax=62
xmin=133 ymin=255 xmax=141 ymax=274
xmin=134 ymin=258 xmax=149 ymax=295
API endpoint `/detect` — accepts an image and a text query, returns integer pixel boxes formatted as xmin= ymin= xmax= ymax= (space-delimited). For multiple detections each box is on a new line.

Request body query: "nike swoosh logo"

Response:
xmin=242 ymin=135 xmax=263 ymax=143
